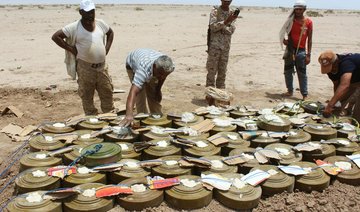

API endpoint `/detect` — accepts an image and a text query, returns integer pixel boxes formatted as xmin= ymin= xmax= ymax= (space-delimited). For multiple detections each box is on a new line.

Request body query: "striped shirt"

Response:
xmin=126 ymin=48 xmax=164 ymax=89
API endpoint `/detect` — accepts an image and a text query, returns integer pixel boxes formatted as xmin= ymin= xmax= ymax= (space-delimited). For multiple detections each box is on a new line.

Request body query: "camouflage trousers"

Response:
xmin=206 ymin=47 xmax=230 ymax=89
xmin=126 ymin=67 xmax=162 ymax=114
xmin=77 ymin=59 xmax=114 ymax=115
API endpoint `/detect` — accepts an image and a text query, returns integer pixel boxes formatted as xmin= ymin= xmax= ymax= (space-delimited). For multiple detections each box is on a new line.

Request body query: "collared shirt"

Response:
xmin=126 ymin=48 xmax=164 ymax=89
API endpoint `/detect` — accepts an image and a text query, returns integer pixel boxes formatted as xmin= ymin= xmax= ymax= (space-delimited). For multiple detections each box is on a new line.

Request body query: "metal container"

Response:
xmin=301 ymin=142 xmax=336 ymax=162
xmin=103 ymin=126 xmax=139 ymax=143
xmin=64 ymin=183 xmax=114 ymax=212
xmin=152 ymin=155 xmax=192 ymax=178
xmin=81 ymin=143 xmax=121 ymax=167
xmin=198 ymin=155 xmax=238 ymax=175
xmin=63 ymin=145 xmax=85 ymax=165
xmin=117 ymin=177 xmax=163 ymax=210
xmin=250 ymin=133 xmax=280 ymax=148
xmin=15 ymin=167 xmax=60 ymax=195
xmin=141 ymin=114 xmax=172 ymax=127
xmin=291 ymin=161 xmax=330 ymax=192
xmin=115 ymin=142 xmax=141 ymax=160
xmin=108 ymin=159 xmax=150 ymax=184
xmin=165 ymin=175 xmax=212 ymax=210
xmin=73 ymin=130 xmax=103 ymax=146
xmin=250 ymin=165 xmax=294 ymax=196
xmin=29 ymin=133 xmax=65 ymax=152
xmin=324 ymin=156 xmax=360 ymax=185
xmin=229 ymin=147 xmax=260 ymax=174
xmin=213 ymin=132 xmax=251 ymax=156
xmin=142 ymin=138 xmax=181 ymax=160
xmin=6 ymin=191 xmax=62 ymax=212
xmin=283 ymin=129 xmax=311 ymax=146
xmin=265 ymin=143 xmax=303 ymax=165
xmin=257 ymin=114 xmax=291 ymax=132
xmin=303 ymin=124 xmax=337 ymax=141
xmin=215 ymin=173 xmax=262 ymax=210
xmin=183 ymin=139 xmax=221 ymax=158
xmin=42 ymin=122 xmax=74 ymax=134
xmin=19 ymin=151 xmax=62 ymax=172
xmin=76 ymin=117 xmax=109 ymax=130
xmin=62 ymin=167 xmax=107 ymax=187
xmin=173 ymin=114 xmax=204 ymax=128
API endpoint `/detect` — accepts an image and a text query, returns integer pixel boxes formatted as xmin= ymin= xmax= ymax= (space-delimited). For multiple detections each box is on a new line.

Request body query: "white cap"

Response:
xmin=294 ymin=0 xmax=306 ymax=8
xmin=80 ymin=0 xmax=95 ymax=12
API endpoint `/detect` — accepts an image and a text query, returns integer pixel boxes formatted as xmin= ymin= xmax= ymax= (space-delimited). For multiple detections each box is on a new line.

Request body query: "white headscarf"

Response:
xmin=279 ymin=9 xmax=295 ymax=50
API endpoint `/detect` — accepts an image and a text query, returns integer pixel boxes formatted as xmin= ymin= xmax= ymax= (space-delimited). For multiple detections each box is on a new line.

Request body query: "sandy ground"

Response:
xmin=1 ymin=4 xmax=360 ymax=211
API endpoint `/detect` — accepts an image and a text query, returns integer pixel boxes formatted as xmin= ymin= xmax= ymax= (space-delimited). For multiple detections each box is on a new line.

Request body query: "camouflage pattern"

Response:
xmin=126 ymin=69 xmax=162 ymax=114
xmin=206 ymin=6 xmax=236 ymax=89
xmin=77 ymin=59 xmax=114 ymax=115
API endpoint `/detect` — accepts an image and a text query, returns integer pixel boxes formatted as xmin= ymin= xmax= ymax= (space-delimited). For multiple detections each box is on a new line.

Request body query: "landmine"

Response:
xmin=165 ymin=175 xmax=212 ymax=210
xmin=250 ymin=165 xmax=295 ymax=196
xmin=81 ymin=143 xmax=121 ymax=167
xmin=15 ymin=167 xmax=61 ymax=194
xmin=6 ymin=102 xmax=360 ymax=211
xmin=104 ymin=126 xmax=139 ymax=143
xmin=6 ymin=191 xmax=62 ymax=212
xmin=257 ymin=114 xmax=291 ymax=132
xmin=324 ymin=155 xmax=360 ymax=185
xmin=142 ymin=126 xmax=172 ymax=141
xmin=303 ymin=124 xmax=337 ymax=141
xmin=62 ymin=167 xmax=107 ymax=187
xmin=64 ymin=183 xmax=114 ymax=212
xmin=19 ymin=151 xmax=62 ymax=172
xmin=283 ymin=129 xmax=311 ymax=146
xmin=290 ymin=161 xmax=331 ymax=192
xmin=115 ymin=142 xmax=141 ymax=160
xmin=152 ymin=155 xmax=192 ymax=178
xmin=72 ymin=130 xmax=104 ymax=146
xmin=29 ymin=133 xmax=65 ymax=152
xmin=142 ymin=138 xmax=181 ymax=160
xmin=229 ymin=106 xmax=257 ymax=118
xmin=209 ymin=117 xmax=237 ymax=135
xmin=214 ymin=173 xmax=262 ymax=210
xmin=41 ymin=122 xmax=74 ymax=134
xmin=250 ymin=132 xmax=280 ymax=148
xmin=108 ymin=159 xmax=150 ymax=184
xmin=323 ymin=138 xmax=360 ymax=156
xmin=198 ymin=155 xmax=238 ymax=175
xmin=300 ymin=101 xmax=325 ymax=114
xmin=300 ymin=142 xmax=336 ymax=162
xmin=76 ymin=117 xmax=109 ymax=130
xmin=183 ymin=139 xmax=221 ymax=158
xmin=117 ymin=177 xmax=164 ymax=210
xmin=173 ymin=113 xmax=204 ymax=128
xmin=229 ymin=147 xmax=260 ymax=174
xmin=265 ymin=143 xmax=303 ymax=165
xmin=141 ymin=114 xmax=172 ymax=127
xmin=209 ymin=131 xmax=250 ymax=156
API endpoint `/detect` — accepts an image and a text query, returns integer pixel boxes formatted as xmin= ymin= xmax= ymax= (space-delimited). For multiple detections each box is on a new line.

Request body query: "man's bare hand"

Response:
xmin=119 ymin=115 xmax=133 ymax=127
xmin=323 ymin=105 xmax=334 ymax=118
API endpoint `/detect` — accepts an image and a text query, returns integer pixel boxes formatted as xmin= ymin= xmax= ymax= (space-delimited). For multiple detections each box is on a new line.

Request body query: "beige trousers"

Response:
xmin=77 ymin=59 xmax=114 ymax=115
xmin=126 ymin=68 xmax=162 ymax=114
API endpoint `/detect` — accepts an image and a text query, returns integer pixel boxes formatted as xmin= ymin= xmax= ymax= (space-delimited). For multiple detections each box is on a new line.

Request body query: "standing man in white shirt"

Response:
xmin=52 ymin=0 xmax=114 ymax=115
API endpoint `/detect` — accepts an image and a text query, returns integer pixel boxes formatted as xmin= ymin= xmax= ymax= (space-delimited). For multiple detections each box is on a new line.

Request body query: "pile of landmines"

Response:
xmin=2 ymin=101 xmax=360 ymax=211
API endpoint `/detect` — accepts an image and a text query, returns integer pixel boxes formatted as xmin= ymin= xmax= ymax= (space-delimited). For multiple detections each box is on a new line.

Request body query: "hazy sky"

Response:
xmin=1 ymin=0 xmax=360 ymax=10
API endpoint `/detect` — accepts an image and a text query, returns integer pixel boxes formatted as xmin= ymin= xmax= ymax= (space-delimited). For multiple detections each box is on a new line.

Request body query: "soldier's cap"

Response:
xmin=318 ymin=50 xmax=337 ymax=74
xmin=294 ymin=0 xmax=306 ymax=8
xmin=80 ymin=0 xmax=95 ymax=12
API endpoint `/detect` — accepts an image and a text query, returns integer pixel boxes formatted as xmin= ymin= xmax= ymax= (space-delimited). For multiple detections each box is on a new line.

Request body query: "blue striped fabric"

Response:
xmin=126 ymin=48 xmax=164 ymax=89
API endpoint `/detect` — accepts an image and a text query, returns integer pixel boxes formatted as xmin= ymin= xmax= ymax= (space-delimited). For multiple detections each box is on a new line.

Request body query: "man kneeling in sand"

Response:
xmin=120 ymin=48 xmax=175 ymax=127
xmin=319 ymin=50 xmax=360 ymax=122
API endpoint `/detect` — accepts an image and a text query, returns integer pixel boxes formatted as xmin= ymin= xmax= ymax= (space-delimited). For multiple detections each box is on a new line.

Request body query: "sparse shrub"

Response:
xmin=306 ymin=10 xmax=323 ymax=17
xmin=135 ymin=7 xmax=143 ymax=11
xmin=324 ymin=9 xmax=334 ymax=14
xmin=279 ymin=7 xmax=289 ymax=12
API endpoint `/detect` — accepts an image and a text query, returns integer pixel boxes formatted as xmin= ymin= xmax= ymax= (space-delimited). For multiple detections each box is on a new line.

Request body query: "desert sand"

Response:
xmin=1 ymin=4 xmax=360 ymax=211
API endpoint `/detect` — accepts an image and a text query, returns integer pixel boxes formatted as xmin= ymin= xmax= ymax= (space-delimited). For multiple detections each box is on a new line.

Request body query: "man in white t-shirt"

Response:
xmin=52 ymin=0 xmax=114 ymax=115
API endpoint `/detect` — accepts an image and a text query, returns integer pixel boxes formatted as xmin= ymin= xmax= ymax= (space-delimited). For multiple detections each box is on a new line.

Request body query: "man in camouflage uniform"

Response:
xmin=206 ymin=0 xmax=238 ymax=89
